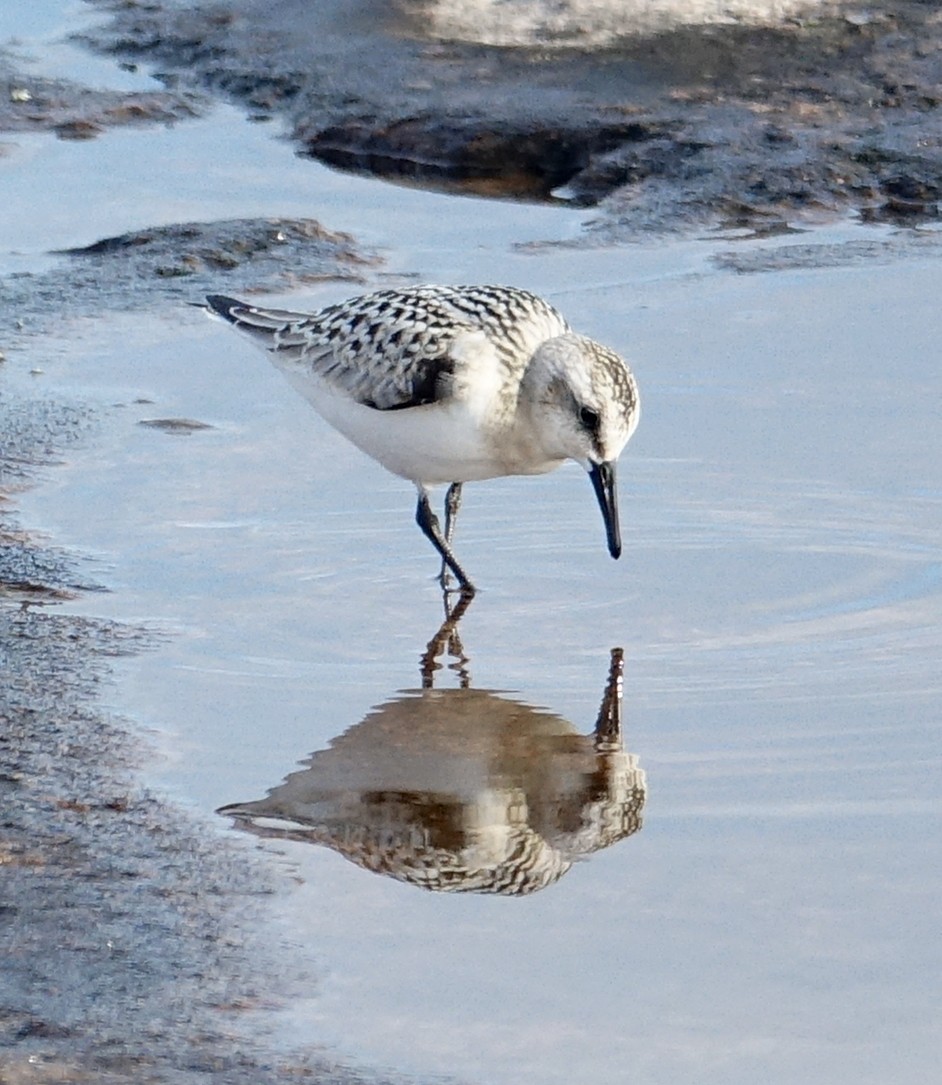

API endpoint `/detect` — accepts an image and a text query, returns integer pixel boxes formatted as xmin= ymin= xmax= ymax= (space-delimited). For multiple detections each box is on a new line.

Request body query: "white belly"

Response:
xmin=284 ymin=374 xmax=511 ymax=484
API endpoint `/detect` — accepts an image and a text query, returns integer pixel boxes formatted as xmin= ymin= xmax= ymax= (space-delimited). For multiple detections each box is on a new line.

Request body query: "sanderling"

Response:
xmin=203 ymin=285 xmax=640 ymax=592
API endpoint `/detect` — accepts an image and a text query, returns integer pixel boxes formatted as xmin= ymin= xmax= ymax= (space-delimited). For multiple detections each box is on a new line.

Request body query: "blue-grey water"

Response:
xmin=3 ymin=3 xmax=940 ymax=1084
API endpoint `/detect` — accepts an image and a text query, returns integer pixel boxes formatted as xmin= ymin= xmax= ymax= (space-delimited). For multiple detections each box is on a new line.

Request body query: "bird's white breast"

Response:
xmin=279 ymin=369 xmax=507 ymax=484
xmin=271 ymin=324 xmax=569 ymax=484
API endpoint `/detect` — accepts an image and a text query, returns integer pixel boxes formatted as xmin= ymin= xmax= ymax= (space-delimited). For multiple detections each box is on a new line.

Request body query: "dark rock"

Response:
xmin=77 ymin=0 xmax=942 ymax=233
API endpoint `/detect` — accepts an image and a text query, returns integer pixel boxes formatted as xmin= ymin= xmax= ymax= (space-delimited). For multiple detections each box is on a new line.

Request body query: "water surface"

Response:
xmin=4 ymin=4 xmax=940 ymax=1084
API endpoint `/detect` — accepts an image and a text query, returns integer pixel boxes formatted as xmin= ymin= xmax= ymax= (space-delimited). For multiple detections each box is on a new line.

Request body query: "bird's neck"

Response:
xmin=494 ymin=408 xmax=566 ymax=476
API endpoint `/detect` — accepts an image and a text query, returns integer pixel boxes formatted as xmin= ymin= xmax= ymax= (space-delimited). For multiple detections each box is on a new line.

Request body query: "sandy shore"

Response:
xmin=0 ymin=394 xmax=404 ymax=1083
xmin=0 ymin=73 xmax=385 ymax=1076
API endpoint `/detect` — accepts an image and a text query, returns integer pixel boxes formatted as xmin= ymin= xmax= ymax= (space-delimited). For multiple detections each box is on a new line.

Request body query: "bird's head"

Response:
xmin=522 ymin=334 xmax=640 ymax=559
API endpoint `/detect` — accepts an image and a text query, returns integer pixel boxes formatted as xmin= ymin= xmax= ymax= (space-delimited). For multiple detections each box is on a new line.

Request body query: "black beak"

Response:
xmin=589 ymin=460 xmax=622 ymax=560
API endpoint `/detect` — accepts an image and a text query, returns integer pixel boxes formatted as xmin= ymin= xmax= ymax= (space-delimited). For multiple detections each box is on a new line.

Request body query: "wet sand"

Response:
xmin=81 ymin=0 xmax=942 ymax=227
xmin=0 ymin=371 xmax=397 ymax=1085
xmin=0 ymin=25 xmax=390 ymax=1078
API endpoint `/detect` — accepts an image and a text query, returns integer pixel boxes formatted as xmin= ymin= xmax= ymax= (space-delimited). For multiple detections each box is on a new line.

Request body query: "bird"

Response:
xmin=203 ymin=285 xmax=640 ymax=593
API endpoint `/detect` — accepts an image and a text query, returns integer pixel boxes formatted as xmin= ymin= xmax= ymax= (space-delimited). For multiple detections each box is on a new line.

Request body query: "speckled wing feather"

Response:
xmin=205 ymin=286 xmax=570 ymax=411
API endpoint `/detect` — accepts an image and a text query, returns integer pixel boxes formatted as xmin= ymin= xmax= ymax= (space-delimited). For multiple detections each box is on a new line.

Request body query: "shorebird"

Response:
xmin=203 ymin=285 xmax=640 ymax=592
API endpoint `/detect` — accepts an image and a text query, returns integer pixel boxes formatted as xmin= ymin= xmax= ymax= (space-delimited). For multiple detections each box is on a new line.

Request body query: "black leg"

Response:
xmin=440 ymin=482 xmax=463 ymax=589
xmin=444 ymin=482 xmax=462 ymax=544
xmin=415 ymin=487 xmax=475 ymax=594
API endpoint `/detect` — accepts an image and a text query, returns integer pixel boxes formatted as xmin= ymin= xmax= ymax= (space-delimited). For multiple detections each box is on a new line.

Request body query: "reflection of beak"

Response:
xmin=589 ymin=460 xmax=622 ymax=559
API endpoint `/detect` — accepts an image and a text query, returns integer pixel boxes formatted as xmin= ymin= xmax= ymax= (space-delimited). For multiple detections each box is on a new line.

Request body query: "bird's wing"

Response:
xmin=205 ymin=286 xmax=569 ymax=411
xmin=206 ymin=291 xmax=471 ymax=410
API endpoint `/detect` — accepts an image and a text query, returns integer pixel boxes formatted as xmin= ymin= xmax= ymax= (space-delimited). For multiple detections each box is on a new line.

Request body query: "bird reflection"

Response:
xmin=218 ymin=601 xmax=645 ymax=896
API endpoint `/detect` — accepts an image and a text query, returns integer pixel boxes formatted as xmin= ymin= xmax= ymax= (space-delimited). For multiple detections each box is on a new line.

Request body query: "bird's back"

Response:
xmin=206 ymin=285 xmax=571 ymax=413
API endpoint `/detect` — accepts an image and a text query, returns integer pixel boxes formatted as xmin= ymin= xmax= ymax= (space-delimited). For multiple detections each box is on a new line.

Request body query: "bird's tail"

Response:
xmin=203 ymin=294 xmax=315 ymax=356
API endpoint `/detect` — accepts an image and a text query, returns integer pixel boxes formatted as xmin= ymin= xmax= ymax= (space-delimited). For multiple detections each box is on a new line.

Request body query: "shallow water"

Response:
xmin=4 ymin=4 xmax=942 ymax=1085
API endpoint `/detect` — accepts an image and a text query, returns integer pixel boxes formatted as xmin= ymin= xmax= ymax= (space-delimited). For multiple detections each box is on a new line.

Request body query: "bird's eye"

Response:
xmin=579 ymin=406 xmax=600 ymax=430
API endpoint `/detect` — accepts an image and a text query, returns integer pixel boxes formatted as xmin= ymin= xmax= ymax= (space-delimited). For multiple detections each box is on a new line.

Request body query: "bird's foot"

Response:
xmin=438 ymin=570 xmax=474 ymax=597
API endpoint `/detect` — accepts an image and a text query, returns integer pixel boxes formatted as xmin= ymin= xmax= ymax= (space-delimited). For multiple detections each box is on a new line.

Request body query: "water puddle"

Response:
xmin=17 ymin=242 xmax=942 ymax=1083
xmin=5 ymin=4 xmax=942 ymax=1084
